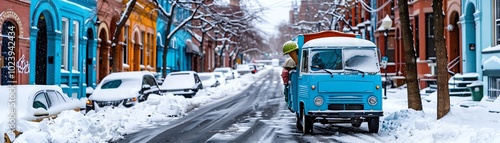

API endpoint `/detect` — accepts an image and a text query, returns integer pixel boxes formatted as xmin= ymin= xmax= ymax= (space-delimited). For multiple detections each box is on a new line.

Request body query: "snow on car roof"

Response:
xmin=169 ymin=71 xmax=197 ymax=75
xmin=303 ymin=37 xmax=376 ymax=48
xmin=103 ymin=71 xmax=154 ymax=80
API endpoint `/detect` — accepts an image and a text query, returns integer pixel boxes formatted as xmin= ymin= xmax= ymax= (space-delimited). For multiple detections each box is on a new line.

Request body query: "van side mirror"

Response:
xmin=34 ymin=108 xmax=49 ymax=117
xmin=142 ymin=84 xmax=151 ymax=90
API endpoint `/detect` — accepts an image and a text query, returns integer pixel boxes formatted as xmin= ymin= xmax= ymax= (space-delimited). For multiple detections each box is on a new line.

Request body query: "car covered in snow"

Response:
xmin=213 ymin=72 xmax=227 ymax=86
xmin=232 ymin=70 xmax=240 ymax=78
xmin=1 ymin=85 xmax=81 ymax=143
xmin=86 ymin=72 xmax=161 ymax=112
xmin=160 ymin=71 xmax=203 ymax=98
xmin=235 ymin=64 xmax=252 ymax=75
xmin=213 ymin=67 xmax=234 ymax=80
xmin=198 ymin=72 xmax=220 ymax=88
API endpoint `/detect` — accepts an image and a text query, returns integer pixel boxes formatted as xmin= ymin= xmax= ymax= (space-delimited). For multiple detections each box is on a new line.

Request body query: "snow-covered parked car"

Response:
xmin=232 ymin=70 xmax=240 ymax=78
xmin=213 ymin=72 xmax=227 ymax=86
xmin=213 ymin=67 xmax=234 ymax=80
xmin=236 ymin=64 xmax=251 ymax=75
xmin=198 ymin=72 xmax=220 ymax=88
xmin=160 ymin=71 xmax=203 ymax=98
xmin=86 ymin=72 xmax=161 ymax=112
xmin=1 ymin=85 xmax=80 ymax=143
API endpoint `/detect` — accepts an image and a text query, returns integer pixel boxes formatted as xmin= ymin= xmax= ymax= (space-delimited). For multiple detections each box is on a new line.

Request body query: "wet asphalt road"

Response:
xmin=117 ymin=68 xmax=386 ymax=143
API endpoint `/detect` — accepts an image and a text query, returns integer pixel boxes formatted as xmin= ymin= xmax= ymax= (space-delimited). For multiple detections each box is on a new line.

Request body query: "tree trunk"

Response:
xmin=161 ymin=4 xmax=178 ymax=78
xmin=110 ymin=0 xmax=137 ymax=72
xmin=397 ymin=0 xmax=422 ymax=110
xmin=432 ymin=0 xmax=450 ymax=119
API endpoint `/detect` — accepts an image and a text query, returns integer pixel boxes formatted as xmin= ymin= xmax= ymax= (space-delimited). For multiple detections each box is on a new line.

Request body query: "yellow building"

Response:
xmin=122 ymin=0 xmax=157 ymax=72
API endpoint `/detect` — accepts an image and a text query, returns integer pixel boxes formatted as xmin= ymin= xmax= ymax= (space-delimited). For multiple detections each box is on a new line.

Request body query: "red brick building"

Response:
xmin=96 ymin=0 xmax=124 ymax=83
xmin=0 ymin=0 xmax=31 ymax=85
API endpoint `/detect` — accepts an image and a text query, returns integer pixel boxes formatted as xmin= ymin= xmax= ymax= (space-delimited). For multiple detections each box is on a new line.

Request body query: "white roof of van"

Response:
xmin=303 ymin=37 xmax=376 ymax=48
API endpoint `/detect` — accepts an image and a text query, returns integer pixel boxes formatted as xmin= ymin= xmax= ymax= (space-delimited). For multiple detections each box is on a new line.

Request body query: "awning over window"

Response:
xmin=185 ymin=39 xmax=202 ymax=56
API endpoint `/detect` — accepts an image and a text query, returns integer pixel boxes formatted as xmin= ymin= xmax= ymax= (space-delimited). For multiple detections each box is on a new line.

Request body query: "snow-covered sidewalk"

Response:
xmin=380 ymin=88 xmax=500 ymax=143
xmin=11 ymin=68 xmax=271 ymax=143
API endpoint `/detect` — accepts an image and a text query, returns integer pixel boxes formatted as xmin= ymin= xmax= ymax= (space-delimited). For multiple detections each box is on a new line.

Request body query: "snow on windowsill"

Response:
xmin=61 ymin=69 xmax=70 ymax=73
xmin=123 ymin=63 xmax=130 ymax=69
xmin=140 ymin=65 xmax=145 ymax=70
xmin=72 ymin=70 xmax=80 ymax=74
xmin=482 ymin=45 xmax=500 ymax=53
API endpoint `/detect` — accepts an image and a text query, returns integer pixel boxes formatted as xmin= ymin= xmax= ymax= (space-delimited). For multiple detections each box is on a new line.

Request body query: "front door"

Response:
xmin=86 ymin=29 xmax=94 ymax=87
xmin=35 ymin=14 xmax=48 ymax=85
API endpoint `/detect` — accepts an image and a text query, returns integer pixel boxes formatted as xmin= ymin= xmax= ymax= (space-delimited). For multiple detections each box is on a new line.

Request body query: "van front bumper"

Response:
xmin=308 ymin=110 xmax=383 ymax=118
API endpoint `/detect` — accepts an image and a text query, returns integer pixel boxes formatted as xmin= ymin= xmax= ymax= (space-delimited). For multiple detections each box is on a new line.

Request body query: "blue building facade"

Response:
xmin=30 ymin=0 xmax=97 ymax=99
xmin=461 ymin=0 xmax=500 ymax=99
xmin=156 ymin=1 xmax=196 ymax=76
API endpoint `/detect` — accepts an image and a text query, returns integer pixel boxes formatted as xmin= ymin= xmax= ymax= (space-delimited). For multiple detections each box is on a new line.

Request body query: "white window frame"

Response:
xmin=72 ymin=20 xmax=79 ymax=71
xmin=495 ymin=0 xmax=500 ymax=45
xmin=61 ymin=18 xmax=69 ymax=70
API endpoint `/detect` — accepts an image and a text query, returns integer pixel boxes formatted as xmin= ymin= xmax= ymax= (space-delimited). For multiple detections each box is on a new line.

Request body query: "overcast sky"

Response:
xmin=252 ymin=0 xmax=293 ymax=35
xmin=221 ymin=0 xmax=294 ymax=36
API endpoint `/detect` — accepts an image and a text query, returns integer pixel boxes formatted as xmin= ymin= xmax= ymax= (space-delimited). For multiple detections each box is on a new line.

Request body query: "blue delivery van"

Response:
xmin=286 ymin=31 xmax=383 ymax=134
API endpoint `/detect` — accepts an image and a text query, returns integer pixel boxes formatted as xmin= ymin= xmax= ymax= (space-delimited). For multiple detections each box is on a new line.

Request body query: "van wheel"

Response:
xmin=301 ymin=108 xmax=313 ymax=134
xmin=295 ymin=113 xmax=302 ymax=131
xmin=368 ymin=117 xmax=379 ymax=133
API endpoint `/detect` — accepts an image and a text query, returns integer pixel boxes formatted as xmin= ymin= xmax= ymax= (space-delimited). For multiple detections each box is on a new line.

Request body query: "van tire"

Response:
xmin=295 ymin=113 xmax=303 ymax=131
xmin=368 ymin=117 xmax=379 ymax=133
xmin=301 ymin=108 xmax=313 ymax=134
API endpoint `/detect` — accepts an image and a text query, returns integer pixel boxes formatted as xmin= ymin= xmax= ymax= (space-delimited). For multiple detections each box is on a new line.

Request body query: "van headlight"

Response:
xmin=368 ymin=96 xmax=377 ymax=106
xmin=314 ymin=96 xmax=323 ymax=106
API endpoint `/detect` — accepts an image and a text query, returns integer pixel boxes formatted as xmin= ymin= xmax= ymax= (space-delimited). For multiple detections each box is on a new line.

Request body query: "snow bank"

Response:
xmin=382 ymin=88 xmax=500 ymax=143
xmin=381 ymin=109 xmax=500 ymax=143
xmin=13 ymin=69 xmax=270 ymax=142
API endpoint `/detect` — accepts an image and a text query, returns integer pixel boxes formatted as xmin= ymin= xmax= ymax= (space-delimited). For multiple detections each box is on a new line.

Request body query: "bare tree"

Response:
xmin=397 ymin=0 xmax=422 ymax=110
xmin=432 ymin=0 xmax=450 ymax=119
xmin=109 ymin=0 xmax=138 ymax=72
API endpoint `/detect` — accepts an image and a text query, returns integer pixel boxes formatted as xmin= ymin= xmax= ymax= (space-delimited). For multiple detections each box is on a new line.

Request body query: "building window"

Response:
xmin=141 ymin=31 xmax=145 ymax=65
xmin=496 ymin=0 xmax=500 ymax=45
xmin=123 ymin=25 xmax=128 ymax=64
xmin=425 ymin=13 xmax=436 ymax=59
xmin=488 ymin=76 xmax=500 ymax=100
xmin=387 ymin=37 xmax=395 ymax=62
xmin=72 ymin=21 xmax=79 ymax=71
xmin=61 ymin=18 xmax=69 ymax=70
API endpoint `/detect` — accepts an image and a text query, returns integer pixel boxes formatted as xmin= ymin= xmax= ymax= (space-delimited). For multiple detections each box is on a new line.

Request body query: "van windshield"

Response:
xmin=309 ymin=48 xmax=379 ymax=73
xmin=310 ymin=49 xmax=343 ymax=71
xmin=343 ymin=48 xmax=380 ymax=73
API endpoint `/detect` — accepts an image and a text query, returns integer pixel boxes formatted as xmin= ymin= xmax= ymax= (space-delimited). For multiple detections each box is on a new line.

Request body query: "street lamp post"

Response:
xmin=379 ymin=14 xmax=392 ymax=99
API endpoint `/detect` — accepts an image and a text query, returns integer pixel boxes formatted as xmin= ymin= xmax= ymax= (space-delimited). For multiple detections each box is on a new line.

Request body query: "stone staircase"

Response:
xmin=448 ymin=73 xmax=479 ymax=96
xmin=420 ymin=73 xmax=479 ymax=96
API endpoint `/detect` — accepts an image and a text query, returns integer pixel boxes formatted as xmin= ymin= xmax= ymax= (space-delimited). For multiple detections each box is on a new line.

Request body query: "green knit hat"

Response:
xmin=282 ymin=41 xmax=298 ymax=55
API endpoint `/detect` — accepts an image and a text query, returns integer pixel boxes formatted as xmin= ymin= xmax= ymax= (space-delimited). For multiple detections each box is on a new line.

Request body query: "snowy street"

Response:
xmin=2 ymin=67 xmax=500 ymax=143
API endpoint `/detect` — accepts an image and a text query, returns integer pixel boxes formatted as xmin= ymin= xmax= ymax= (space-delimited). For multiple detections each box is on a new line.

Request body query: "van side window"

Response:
xmin=301 ymin=49 xmax=309 ymax=73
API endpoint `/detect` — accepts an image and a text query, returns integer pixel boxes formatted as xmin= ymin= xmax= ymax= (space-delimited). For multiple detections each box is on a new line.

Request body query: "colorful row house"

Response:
xmin=30 ymin=0 xmax=97 ymax=99
xmin=1 ymin=0 xmax=31 ymax=86
xmin=122 ymin=0 xmax=158 ymax=74
xmin=96 ymin=0 xmax=123 ymax=84
xmin=338 ymin=0 xmax=464 ymax=89
xmin=461 ymin=0 xmax=500 ymax=99
xmin=156 ymin=0 xmax=200 ymax=76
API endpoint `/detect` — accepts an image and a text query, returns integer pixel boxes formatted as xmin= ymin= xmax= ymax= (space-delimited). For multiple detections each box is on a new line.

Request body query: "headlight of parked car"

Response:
xmin=125 ymin=97 xmax=137 ymax=103
xmin=86 ymin=100 xmax=93 ymax=106
xmin=368 ymin=96 xmax=377 ymax=106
